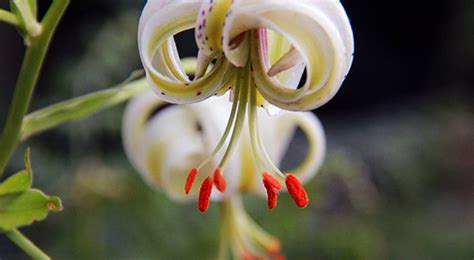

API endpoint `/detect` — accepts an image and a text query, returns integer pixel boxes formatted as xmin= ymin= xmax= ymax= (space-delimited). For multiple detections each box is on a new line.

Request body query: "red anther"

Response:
xmin=213 ymin=168 xmax=227 ymax=193
xmin=198 ymin=176 xmax=213 ymax=212
xmin=184 ymin=168 xmax=198 ymax=194
xmin=285 ymin=174 xmax=309 ymax=208
xmin=263 ymin=180 xmax=279 ymax=209
xmin=266 ymin=239 xmax=282 ymax=256
xmin=273 ymin=254 xmax=286 ymax=260
xmin=240 ymin=251 xmax=257 ymax=260
xmin=262 ymin=172 xmax=282 ymax=190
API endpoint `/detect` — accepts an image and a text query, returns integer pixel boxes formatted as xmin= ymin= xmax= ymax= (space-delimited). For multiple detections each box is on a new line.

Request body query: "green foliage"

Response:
xmin=0 ymin=150 xmax=62 ymax=231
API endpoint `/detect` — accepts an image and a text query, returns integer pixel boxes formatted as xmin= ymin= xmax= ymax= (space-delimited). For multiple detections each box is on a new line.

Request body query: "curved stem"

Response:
xmin=5 ymin=229 xmax=51 ymax=260
xmin=0 ymin=9 xmax=21 ymax=27
xmin=20 ymin=78 xmax=148 ymax=141
xmin=0 ymin=0 xmax=69 ymax=177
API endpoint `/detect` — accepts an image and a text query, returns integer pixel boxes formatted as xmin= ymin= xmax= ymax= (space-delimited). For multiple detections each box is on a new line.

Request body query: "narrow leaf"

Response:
xmin=21 ymin=78 xmax=148 ymax=140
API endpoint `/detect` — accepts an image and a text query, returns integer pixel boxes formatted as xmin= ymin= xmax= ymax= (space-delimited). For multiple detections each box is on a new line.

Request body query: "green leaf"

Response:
xmin=0 ymin=189 xmax=63 ymax=231
xmin=0 ymin=148 xmax=32 ymax=195
xmin=21 ymin=77 xmax=148 ymax=140
xmin=0 ymin=149 xmax=62 ymax=231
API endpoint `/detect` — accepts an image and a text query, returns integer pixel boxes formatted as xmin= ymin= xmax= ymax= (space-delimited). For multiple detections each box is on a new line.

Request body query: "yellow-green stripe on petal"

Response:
xmin=195 ymin=0 xmax=233 ymax=55
xmin=139 ymin=0 xmax=228 ymax=104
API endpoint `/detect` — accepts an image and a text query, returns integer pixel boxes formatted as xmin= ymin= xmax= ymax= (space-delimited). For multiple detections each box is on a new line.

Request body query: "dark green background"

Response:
xmin=0 ymin=0 xmax=473 ymax=259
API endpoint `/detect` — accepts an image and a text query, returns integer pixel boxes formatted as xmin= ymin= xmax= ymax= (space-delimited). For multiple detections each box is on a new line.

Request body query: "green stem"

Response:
xmin=0 ymin=0 xmax=69 ymax=177
xmin=20 ymin=78 xmax=148 ymax=141
xmin=0 ymin=9 xmax=21 ymax=27
xmin=5 ymin=229 xmax=51 ymax=259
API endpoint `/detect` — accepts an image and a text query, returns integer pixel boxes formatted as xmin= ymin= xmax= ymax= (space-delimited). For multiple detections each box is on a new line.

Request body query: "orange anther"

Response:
xmin=285 ymin=174 xmax=309 ymax=208
xmin=198 ymin=176 xmax=213 ymax=212
xmin=267 ymin=189 xmax=279 ymax=209
xmin=213 ymin=168 xmax=227 ymax=192
xmin=262 ymin=173 xmax=281 ymax=209
xmin=184 ymin=168 xmax=198 ymax=194
xmin=262 ymin=172 xmax=282 ymax=190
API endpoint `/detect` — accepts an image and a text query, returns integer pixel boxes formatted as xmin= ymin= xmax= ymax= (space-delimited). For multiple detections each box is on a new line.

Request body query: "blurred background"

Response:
xmin=0 ymin=0 xmax=473 ymax=259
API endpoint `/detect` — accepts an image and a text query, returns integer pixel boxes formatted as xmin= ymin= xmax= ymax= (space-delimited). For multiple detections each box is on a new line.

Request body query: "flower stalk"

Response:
xmin=0 ymin=0 xmax=69 ymax=177
xmin=5 ymin=229 xmax=51 ymax=260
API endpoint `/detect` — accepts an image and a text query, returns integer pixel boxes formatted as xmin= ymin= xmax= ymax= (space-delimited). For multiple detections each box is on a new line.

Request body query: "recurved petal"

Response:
xmin=139 ymin=0 xmax=228 ymax=104
xmin=225 ymin=0 xmax=353 ymax=111
xmin=278 ymin=112 xmax=326 ymax=184
xmin=122 ymin=92 xmax=166 ymax=176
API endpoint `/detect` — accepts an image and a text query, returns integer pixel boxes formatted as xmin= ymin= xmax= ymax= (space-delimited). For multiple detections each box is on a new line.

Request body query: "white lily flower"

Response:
xmin=136 ymin=0 xmax=352 ymax=211
xmin=123 ymin=91 xmax=325 ymax=204
xmin=123 ymin=90 xmax=326 ymax=258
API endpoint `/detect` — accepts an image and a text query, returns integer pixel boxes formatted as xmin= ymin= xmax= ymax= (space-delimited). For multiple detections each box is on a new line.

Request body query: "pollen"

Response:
xmin=262 ymin=172 xmax=282 ymax=209
xmin=185 ymin=167 xmax=198 ymax=194
xmin=198 ymin=176 xmax=214 ymax=212
xmin=213 ymin=168 xmax=227 ymax=192
xmin=262 ymin=172 xmax=282 ymax=190
xmin=264 ymin=184 xmax=279 ymax=209
xmin=285 ymin=174 xmax=309 ymax=208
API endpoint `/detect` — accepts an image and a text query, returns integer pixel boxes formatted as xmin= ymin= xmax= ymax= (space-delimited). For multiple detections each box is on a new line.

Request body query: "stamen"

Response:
xmin=285 ymin=174 xmax=309 ymax=208
xmin=266 ymin=240 xmax=283 ymax=257
xmin=263 ymin=182 xmax=279 ymax=209
xmin=248 ymin=79 xmax=286 ymax=178
xmin=217 ymin=68 xmax=249 ymax=169
xmin=262 ymin=172 xmax=282 ymax=209
xmin=229 ymin=32 xmax=246 ymax=50
xmin=267 ymin=46 xmax=303 ymax=77
xmin=213 ymin=168 xmax=227 ymax=192
xmin=262 ymin=172 xmax=282 ymax=190
xmin=185 ymin=167 xmax=198 ymax=194
xmin=241 ymin=251 xmax=257 ymax=260
xmin=196 ymin=74 xmax=241 ymax=170
xmin=198 ymin=176 xmax=214 ymax=212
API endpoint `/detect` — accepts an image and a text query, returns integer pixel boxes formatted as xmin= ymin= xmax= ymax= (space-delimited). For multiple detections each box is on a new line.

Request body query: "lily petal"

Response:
xmin=224 ymin=0 xmax=353 ymax=111
xmin=122 ymin=92 xmax=166 ymax=176
xmin=139 ymin=0 xmax=230 ymax=104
